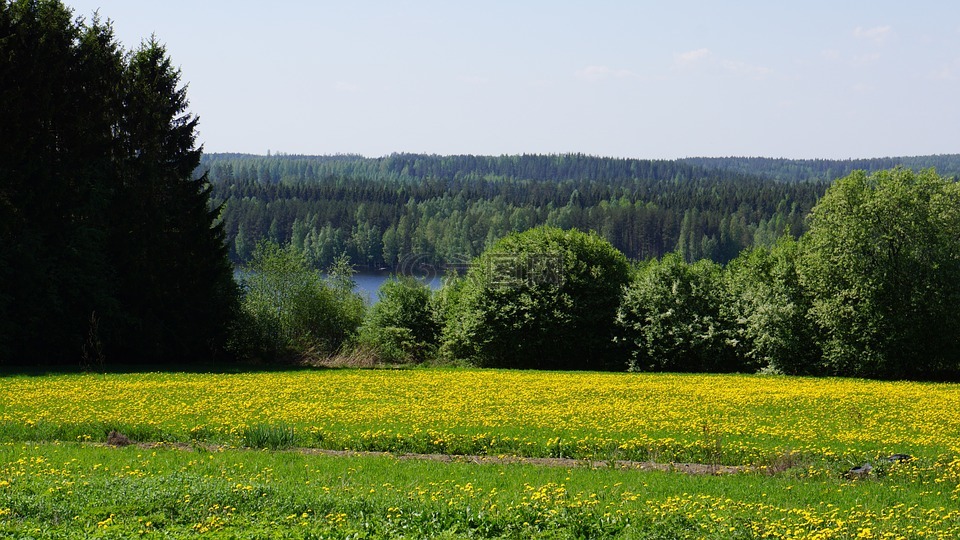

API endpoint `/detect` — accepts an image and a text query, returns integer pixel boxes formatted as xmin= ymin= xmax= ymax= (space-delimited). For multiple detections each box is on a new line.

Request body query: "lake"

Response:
xmin=351 ymin=272 xmax=443 ymax=303
xmin=234 ymin=269 xmax=443 ymax=304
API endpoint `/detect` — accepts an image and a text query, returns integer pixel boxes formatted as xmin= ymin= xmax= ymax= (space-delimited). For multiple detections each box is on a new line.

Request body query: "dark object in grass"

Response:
xmin=887 ymin=453 xmax=913 ymax=463
xmin=106 ymin=430 xmax=133 ymax=447
xmin=844 ymin=463 xmax=872 ymax=479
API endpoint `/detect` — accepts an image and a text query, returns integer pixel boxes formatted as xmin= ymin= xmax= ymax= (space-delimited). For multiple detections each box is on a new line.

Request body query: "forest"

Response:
xmin=203 ymin=152 xmax=960 ymax=270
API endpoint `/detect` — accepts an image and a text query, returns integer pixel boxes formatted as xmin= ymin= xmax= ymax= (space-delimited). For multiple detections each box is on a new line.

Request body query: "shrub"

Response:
xmin=235 ymin=241 xmax=364 ymax=361
xmin=617 ymin=253 xmax=744 ymax=373
xmin=442 ymin=227 xmax=631 ymax=370
xmin=357 ymin=276 xmax=440 ymax=363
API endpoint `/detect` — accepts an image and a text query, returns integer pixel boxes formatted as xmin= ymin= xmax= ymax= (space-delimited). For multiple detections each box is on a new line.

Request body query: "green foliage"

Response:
xmin=237 ymin=241 xmax=364 ymax=360
xmin=725 ymin=236 xmax=820 ymax=375
xmin=109 ymin=38 xmax=239 ymax=363
xmin=617 ymin=253 xmax=745 ymax=373
xmin=683 ymin=154 xmax=960 ymax=183
xmin=796 ymin=168 xmax=960 ymax=379
xmin=241 ymin=423 xmax=297 ymax=449
xmin=443 ymin=227 xmax=631 ymax=370
xmin=357 ymin=276 xmax=439 ymax=363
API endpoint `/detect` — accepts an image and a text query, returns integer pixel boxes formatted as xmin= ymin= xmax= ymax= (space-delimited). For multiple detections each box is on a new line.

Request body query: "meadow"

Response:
xmin=1 ymin=369 xmax=959 ymax=538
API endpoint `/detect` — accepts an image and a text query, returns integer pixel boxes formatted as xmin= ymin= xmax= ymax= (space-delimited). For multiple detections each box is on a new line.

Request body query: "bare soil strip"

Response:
xmin=104 ymin=440 xmax=746 ymax=475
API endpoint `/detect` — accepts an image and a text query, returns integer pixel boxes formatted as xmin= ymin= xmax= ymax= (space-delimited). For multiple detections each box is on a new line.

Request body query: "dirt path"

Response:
xmin=116 ymin=440 xmax=746 ymax=475
xmin=299 ymin=448 xmax=746 ymax=475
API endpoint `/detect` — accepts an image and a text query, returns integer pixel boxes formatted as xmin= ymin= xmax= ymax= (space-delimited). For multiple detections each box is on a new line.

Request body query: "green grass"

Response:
xmin=1 ymin=441 xmax=958 ymax=539
xmin=240 ymin=423 xmax=297 ymax=450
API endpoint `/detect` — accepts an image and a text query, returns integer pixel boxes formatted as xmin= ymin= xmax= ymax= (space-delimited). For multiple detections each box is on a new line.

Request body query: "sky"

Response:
xmin=64 ymin=1 xmax=960 ymax=160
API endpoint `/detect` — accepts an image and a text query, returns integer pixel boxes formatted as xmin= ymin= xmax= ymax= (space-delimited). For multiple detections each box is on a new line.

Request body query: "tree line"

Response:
xmin=241 ymin=167 xmax=960 ymax=380
xmin=681 ymin=155 xmax=960 ymax=183
xmin=205 ymin=153 xmax=960 ymax=272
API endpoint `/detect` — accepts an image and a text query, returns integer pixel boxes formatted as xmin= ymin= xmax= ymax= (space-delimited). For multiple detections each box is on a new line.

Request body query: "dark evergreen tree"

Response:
xmin=0 ymin=0 xmax=237 ymax=366
xmin=0 ymin=0 xmax=123 ymax=363
xmin=107 ymin=38 xmax=237 ymax=363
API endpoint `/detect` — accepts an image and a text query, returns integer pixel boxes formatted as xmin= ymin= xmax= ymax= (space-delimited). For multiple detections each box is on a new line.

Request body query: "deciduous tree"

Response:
xmin=797 ymin=168 xmax=960 ymax=378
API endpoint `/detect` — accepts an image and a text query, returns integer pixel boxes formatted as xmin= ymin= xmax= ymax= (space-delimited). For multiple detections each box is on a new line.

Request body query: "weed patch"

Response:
xmin=241 ymin=423 xmax=297 ymax=449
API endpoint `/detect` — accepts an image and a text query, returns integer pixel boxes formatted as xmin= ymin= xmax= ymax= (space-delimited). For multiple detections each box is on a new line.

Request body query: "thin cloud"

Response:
xmin=672 ymin=48 xmax=770 ymax=79
xmin=851 ymin=53 xmax=881 ymax=66
xmin=821 ymin=49 xmax=841 ymax=61
xmin=335 ymin=81 xmax=361 ymax=92
xmin=931 ymin=58 xmax=960 ymax=81
xmin=458 ymin=75 xmax=489 ymax=85
xmin=674 ymin=48 xmax=712 ymax=66
xmin=854 ymin=25 xmax=892 ymax=43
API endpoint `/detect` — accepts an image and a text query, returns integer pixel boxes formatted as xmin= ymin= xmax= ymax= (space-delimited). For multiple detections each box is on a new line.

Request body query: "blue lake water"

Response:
xmin=351 ymin=272 xmax=443 ymax=303
xmin=235 ymin=269 xmax=443 ymax=304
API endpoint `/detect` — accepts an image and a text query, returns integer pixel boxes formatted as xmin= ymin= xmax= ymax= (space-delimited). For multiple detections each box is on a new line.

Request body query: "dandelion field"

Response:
xmin=1 ymin=369 xmax=959 ymax=538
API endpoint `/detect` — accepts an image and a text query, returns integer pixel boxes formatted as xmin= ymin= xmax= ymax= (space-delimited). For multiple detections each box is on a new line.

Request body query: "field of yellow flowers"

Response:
xmin=1 ymin=369 xmax=958 ymax=463
xmin=1 ymin=369 xmax=959 ymax=538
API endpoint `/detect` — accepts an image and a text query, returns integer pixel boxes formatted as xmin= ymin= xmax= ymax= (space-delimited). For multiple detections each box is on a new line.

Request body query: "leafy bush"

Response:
xmin=357 ymin=276 xmax=440 ymax=363
xmin=617 ymin=253 xmax=745 ymax=373
xmin=234 ymin=241 xmax=364 ymax=361
xmin=442 ymin=227 xmax=631 ymax=370
xmin=725 ymin=236 xmax=821 ymax=375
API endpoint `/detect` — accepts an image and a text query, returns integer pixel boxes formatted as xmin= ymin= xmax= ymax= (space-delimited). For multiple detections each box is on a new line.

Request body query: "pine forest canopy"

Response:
xmin=202 ymin=152 xmax=960 ymax=270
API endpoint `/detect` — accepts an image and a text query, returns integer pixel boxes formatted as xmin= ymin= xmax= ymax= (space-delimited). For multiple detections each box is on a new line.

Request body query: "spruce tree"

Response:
xmin=0 ymin=0 xmax=237 ymax=366
xmin=0 ymin=0 xmax=121 ymax=363
xmin=107 ymin=37 xmax=237 ymax=363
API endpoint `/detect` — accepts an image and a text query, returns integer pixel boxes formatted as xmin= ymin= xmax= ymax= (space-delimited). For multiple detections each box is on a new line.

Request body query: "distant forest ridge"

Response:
xmin=200 ymin=152 xmax=960 ymax=268
xmin=682 ymin=154 xmax=960 ymax=183
xmin=202 ymin=152 xmax=960 ymax=183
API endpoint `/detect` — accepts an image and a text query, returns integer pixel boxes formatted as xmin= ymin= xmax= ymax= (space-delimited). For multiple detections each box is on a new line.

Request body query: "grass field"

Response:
xmin=1 ymin=369 xmax=959 ymax=538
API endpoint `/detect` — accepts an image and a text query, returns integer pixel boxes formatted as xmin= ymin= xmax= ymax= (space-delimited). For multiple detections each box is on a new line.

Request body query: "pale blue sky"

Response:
xmin=66 ymin=1 xmax=960 ymax=159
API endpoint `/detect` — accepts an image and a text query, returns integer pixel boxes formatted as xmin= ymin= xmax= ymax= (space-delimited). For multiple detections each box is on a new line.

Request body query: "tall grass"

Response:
xmin=240 ymin=423 xmax=297 ymax=449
